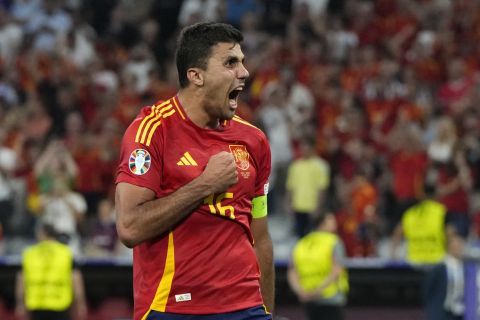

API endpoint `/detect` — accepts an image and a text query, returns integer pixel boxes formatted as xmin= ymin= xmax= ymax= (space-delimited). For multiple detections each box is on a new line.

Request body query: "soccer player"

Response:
xmin=115 ymin=22 xmax=274 ymax=320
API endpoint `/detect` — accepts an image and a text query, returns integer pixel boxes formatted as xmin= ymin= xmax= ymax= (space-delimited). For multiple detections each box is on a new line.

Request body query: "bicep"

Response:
xmin=115 ymin=182 xmax=156 ymax=221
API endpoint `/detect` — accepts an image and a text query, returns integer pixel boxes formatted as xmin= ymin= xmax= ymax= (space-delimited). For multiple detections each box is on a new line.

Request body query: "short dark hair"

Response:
xmin=175 ymin=22 xmax=244 ymax=88
xmin=38 ymin=222 xmax=58 ymax=239
xmin=314 ymin=212 xmax=334 ymax=227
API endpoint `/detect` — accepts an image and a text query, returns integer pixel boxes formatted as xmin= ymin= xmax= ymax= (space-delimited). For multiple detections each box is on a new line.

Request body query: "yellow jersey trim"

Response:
xmin=144 ymin=108 xmax=175 ymax=146
xmin=172 ymin=96 xmax=186 ymax=120
xmin=262 ymin=304 xmax=272 ymax=315
xmin=141 ymin=231 xmax=175 ymax=319
xmin=232 ymin=115 xmax=261 ymax=130
xmin=140 ymin=104 xmax=174 ymax=145
xmin=135 ymin=100 xmax=171 ymax=143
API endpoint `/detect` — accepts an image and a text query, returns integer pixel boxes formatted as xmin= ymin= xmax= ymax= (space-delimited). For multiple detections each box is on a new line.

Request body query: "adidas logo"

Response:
xmin=177 ymin=152 xmax=198 ymax=166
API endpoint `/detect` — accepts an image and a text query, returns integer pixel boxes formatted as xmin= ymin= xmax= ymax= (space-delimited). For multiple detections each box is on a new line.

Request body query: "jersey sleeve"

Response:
xmin=116 ymin=117 xmax=163 ymax=196
xmin=254 ymin=132 xmax=272 ymax=197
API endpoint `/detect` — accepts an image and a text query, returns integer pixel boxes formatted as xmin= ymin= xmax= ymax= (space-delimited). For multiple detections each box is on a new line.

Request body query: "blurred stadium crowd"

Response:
xmin=0 ymin=0 xmax=480 ymax=260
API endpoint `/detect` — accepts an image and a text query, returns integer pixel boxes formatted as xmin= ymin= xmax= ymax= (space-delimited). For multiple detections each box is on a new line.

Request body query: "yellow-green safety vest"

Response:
xmin=22 ymin=240 xmax=73 ymax=311
xmin=293 ymin=231 xmax=349 ymax=298
xmin=402 ymin=199 xmax=446 ymax=264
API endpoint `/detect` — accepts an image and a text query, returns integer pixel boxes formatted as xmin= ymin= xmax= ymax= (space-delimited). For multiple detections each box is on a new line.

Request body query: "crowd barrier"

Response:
xmin=2 ymin=256 xmax=480 ymax=319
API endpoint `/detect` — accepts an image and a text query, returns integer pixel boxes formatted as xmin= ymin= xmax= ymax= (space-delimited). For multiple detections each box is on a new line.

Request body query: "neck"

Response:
xmin=177 ymin=89 xmax=220 ymax=129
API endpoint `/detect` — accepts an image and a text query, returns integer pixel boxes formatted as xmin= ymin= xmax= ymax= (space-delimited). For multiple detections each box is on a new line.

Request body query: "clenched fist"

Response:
xmin=200 ymin=151 xmax=238 ymax=194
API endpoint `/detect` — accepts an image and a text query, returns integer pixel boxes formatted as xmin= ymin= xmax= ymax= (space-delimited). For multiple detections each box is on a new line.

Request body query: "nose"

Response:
xmin=238 ymin=63 xmax=249 ymax=80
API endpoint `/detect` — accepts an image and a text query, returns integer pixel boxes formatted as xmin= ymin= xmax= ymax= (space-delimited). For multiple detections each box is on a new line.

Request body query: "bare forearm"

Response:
xmin=63 ymin=154 xmax=78 ymax=178
xmin=73 ymin=270 xmax=88 ymax=319
xmin=124 ymin=192 xmax=201 ymax=243
xmin=116 ymin=178 xmax=212 ymax=247
xmin=73 ymin=270 xmax=86 ymax=305
xmin=316 ymin=266 xmax=341 ymax=293
xmin=255 ymin=236 xmax=275 ymax=313
xmin=287 ymin=267 xmax=303 ymax=296
xmin=15 ymin=272 xmax=24 ymax=308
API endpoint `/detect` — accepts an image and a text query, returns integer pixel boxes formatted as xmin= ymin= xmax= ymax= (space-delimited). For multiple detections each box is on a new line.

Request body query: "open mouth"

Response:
xmin=228 ymin=88 xmax=242 ymax=109
xmin=229 ymin=89 xmax=241 ymax=100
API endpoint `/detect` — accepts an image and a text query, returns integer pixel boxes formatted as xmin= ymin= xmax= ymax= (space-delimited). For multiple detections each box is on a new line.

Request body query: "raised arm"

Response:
xmin=115 ymin=151 xmax=238 ymax=248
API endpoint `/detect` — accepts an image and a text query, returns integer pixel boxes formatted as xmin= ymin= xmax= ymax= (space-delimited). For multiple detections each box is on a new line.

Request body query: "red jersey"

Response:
xmin=116 ymin=96 xmax=271 ymax=319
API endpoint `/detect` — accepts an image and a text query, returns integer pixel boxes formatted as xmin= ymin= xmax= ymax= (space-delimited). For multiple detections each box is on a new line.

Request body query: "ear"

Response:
xmin=187 ymin=68 xmax=204 ymax=87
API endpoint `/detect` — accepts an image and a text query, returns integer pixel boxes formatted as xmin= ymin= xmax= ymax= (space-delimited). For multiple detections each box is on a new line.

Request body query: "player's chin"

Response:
xmin=223 ymin=108 xmax=236 ymax=120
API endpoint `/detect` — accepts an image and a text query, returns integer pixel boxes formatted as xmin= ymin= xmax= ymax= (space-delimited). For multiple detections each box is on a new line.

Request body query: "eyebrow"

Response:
xmin=225 ymin=55 xmax=245 ymax=63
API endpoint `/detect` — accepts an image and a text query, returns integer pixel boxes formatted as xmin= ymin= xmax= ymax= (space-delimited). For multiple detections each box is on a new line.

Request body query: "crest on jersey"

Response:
xmin=229 ymin=144 xmax=250 ymax=170
xmin=129 ymin=149 xmax=151 ymax=175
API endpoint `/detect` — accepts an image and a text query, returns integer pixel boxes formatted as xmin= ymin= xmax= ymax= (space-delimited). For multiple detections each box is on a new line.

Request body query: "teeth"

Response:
xmin=229 ymin=87 xmax=244 ymax=99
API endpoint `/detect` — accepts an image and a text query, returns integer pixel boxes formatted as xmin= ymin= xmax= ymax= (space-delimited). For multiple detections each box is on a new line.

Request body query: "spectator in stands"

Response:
xmin=459 ymin=109 xmax=480 ymax=191
xmin=15 ymin=222 xmax=87 ymax=320
xmin=224 ymin=0 xmax=257 ymax=29
xmin=139 ymin=19 xmax=169 ymax=74
xmin=56 ymin=10 xmax=97 ymax=70
xmin=9 ymin=0 xmax=41 ymax=25
xmin=427 ymin=116 xmax=457 ymax=164
xmin=178 ymin=0 xmax=223 ymax=27
xmin=239 ymin=12 xmax=268 ymax=57
xmin=437 ymin=58 xmax=476 ymax=118
xmin=24 ymin=0 xmax=73 ymax=53
xmin=436 ymin=150 xmax=473 ymax=239
xmin=293 ymin=0 xmax=329 ymax=20
xmin=35 ymin=140 xmax=86 ymax=255
xmin=276 ymin=64 xmax=316 ymax=142
xmin=122 ymin=44 xmax=156 ymax=96
xmin=336 ymin=169 xmax=381 ymax=257
xmin=38 ymin=174 xmax=87 ymax=257
xmin=325 ymin=15 xmax=358 ymax=63
xmin=257 ymin=82 xmax=293 ymax=215
xmin=287 ymin=1 xmax=324 ymax=47
xmin=72 ymin=121 xmax=119 ymax=216
xmin=288 ymin=212 xmax=348 ymax=320
xmin=34 ymin=139 xmax=78 ymax=196
xmin=286 ymin=137 xmax=330 ymax=238
xmin=385 ymin=120 xmax=428 ymax=234
xmin=0 ymin=7 xmax=23 ymax=65
xmin=84 ymin=197 xmax=120 ymax=257
xmin=0 ymin=127 xmax=17 ymax=243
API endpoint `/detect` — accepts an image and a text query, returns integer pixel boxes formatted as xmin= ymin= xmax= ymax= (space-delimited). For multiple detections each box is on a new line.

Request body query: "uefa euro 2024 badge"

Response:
xmin=129 ymin=149 xmax=151 ymax=175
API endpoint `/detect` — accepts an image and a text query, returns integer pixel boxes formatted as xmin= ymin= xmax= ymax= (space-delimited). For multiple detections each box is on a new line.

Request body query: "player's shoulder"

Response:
xmin=123 ymin=97 xmax=182 ymax=146
xmin=231 ymin=115 xmax=267 ymax=139
xmin=133 ymin=98 xmax=180 ymax=123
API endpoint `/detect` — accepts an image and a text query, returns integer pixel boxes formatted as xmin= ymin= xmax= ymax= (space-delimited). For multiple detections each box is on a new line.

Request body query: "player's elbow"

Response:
xmin=116 ymin=222 xmax=140 ymax=248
